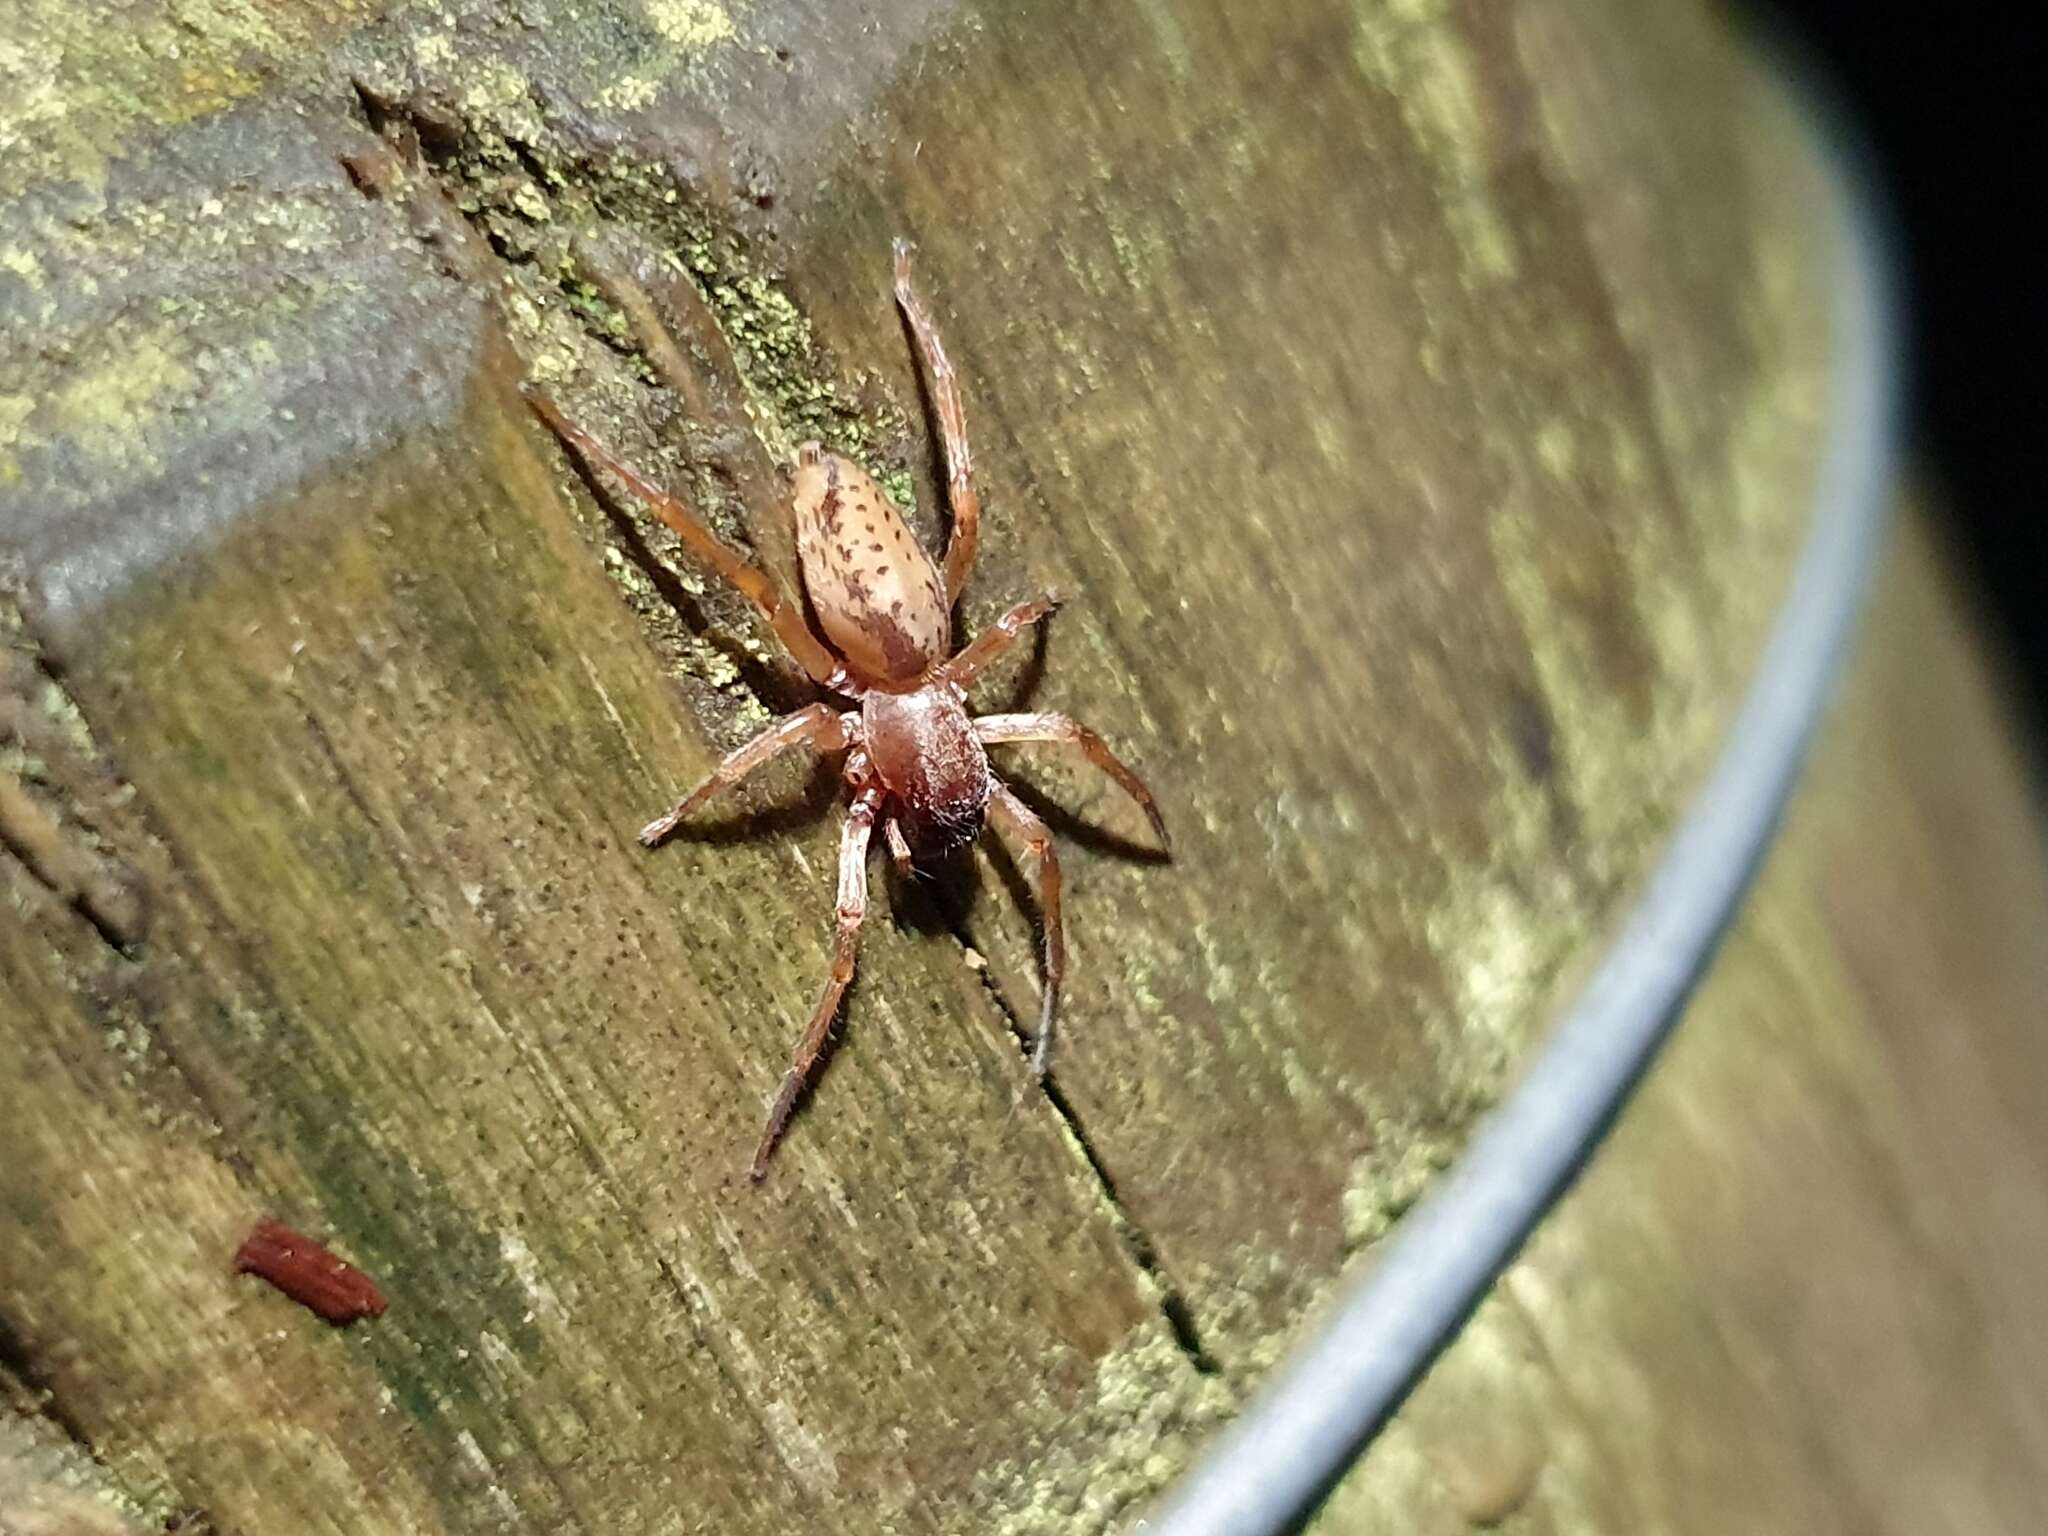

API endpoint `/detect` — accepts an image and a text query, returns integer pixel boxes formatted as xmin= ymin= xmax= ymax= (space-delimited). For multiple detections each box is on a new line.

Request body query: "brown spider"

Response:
xmin=528 ymin=239 xmax=1169 ymax=1178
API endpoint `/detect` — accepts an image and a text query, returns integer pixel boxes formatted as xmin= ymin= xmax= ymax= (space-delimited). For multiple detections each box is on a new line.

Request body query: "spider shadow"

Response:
xmin=650 ymin=753 xmax=846 ymax=849
xmin=992 ymin=775 xmax=1174 ymax=866
xmin=881 ymin=856 xmax=972 ymax=954
xmin=972 ymin=619 xmax=1173 ymax=866
xmin=895 ymin=297 xmax=961 ymax=558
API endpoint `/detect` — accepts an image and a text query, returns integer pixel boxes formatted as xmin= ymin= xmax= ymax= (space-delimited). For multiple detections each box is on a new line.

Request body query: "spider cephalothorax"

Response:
xmin=530 ymin=240 xmax=1168 ymax=1178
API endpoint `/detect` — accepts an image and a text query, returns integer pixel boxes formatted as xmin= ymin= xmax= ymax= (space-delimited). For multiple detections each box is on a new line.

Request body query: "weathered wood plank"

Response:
xmin=4 ymin=0 xmax=1850 ymax=1529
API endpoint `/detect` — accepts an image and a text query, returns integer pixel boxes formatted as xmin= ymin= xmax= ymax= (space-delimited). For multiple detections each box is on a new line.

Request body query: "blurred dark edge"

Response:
xmin=1776 ymin=0 xmax=2045 ymax=737
xmin=1136 ymin=29 xmax=1902 ymax=1536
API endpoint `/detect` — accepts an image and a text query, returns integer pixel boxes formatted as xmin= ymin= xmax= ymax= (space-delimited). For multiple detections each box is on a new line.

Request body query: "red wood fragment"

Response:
xmin=233 ymin=1217 xmax=388 ymax=1325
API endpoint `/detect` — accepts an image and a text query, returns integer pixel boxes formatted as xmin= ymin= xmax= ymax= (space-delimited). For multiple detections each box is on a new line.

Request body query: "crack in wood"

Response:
xmin=957 ymin=920 xmax=1220 ymax=1376
xmin=0 ymin=592 xmax=148 ymax=953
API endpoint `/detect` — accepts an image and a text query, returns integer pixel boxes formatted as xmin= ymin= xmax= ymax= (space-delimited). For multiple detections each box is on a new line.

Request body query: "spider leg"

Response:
xmin=753 ymin=784 xmax=883 ymax=1178
xmin=986 ymin=782 xmax=1064 ymax=1077
xmin=568 ymin=240 xmax=804 ymax=581
xmin=640 ymin=705 xmax=855 ymax=847
xmin=526 ymin=391 xmax=855 ymax=694
xmin=883 ymin=816 xmax=915 ymax=880
xmin=892 ymin=239 xmax=981 ymax=605
xmin=974 ymin=713 xmax=1171 ymax=853
xmin=940 ymin=591 xmax=1062 ymax=690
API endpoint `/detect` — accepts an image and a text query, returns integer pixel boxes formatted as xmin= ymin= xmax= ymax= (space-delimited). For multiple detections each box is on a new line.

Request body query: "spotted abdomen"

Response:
xmin=793 ymin=445 xmax=950 ymax=685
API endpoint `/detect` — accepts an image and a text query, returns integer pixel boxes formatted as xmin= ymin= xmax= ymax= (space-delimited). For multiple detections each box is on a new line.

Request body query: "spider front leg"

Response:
xmin=986 ymin=783 xmax=1064 ymax=1077
xmin=893 ymin=239 xmax=981 ymax=604
xmin=754 ymin=783 xmax=884 ymax=1178
xmin=640 ymin=704 xmax=855 ymax=847
xmin=526 ymin=392 xmax=856 ymax=695
xmin=974 ymin=713 xmax=1171 ymax=852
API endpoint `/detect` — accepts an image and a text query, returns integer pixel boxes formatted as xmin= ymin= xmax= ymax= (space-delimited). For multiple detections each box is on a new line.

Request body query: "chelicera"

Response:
xmin=529 ymin=239 xmax=1169 ymax=1178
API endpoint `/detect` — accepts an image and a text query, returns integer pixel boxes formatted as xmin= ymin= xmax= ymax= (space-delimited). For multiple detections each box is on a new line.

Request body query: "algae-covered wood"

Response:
xmin=4 ymin=0 xmax=1839 ymax=1529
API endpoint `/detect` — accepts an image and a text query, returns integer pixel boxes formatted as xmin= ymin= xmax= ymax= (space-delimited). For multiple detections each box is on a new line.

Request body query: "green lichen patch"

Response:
xmin=974 ymin=1323 xmax=1235 ymax=1536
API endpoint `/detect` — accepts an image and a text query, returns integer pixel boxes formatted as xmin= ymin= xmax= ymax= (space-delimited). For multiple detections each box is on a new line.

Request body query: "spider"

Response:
xmin=528 ymin=239 xmax=1169 ymax=1179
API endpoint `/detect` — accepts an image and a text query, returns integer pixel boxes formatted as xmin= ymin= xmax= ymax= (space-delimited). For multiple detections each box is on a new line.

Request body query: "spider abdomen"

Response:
xmin=863 ymin=686 xmax=990 ymax=858
xmin=793 ymin=445 xmax=950 ymax=685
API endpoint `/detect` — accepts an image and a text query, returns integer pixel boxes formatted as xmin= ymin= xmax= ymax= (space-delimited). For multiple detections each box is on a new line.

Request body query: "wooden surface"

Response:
xmin=1313 ymin=515 xmax=2048 ymax=1534
xmin=3 ymin=0 xmax=1854 ymax=1530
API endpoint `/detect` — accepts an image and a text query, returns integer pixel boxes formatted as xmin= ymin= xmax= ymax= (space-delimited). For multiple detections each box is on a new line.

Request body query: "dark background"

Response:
xmin=1776 ymin=4 xmax=2044 ymax=728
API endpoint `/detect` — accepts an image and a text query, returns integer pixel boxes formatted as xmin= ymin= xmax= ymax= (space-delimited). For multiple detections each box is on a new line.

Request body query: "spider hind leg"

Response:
xmin=752 ymin=785 xmax=883 ymax=1178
